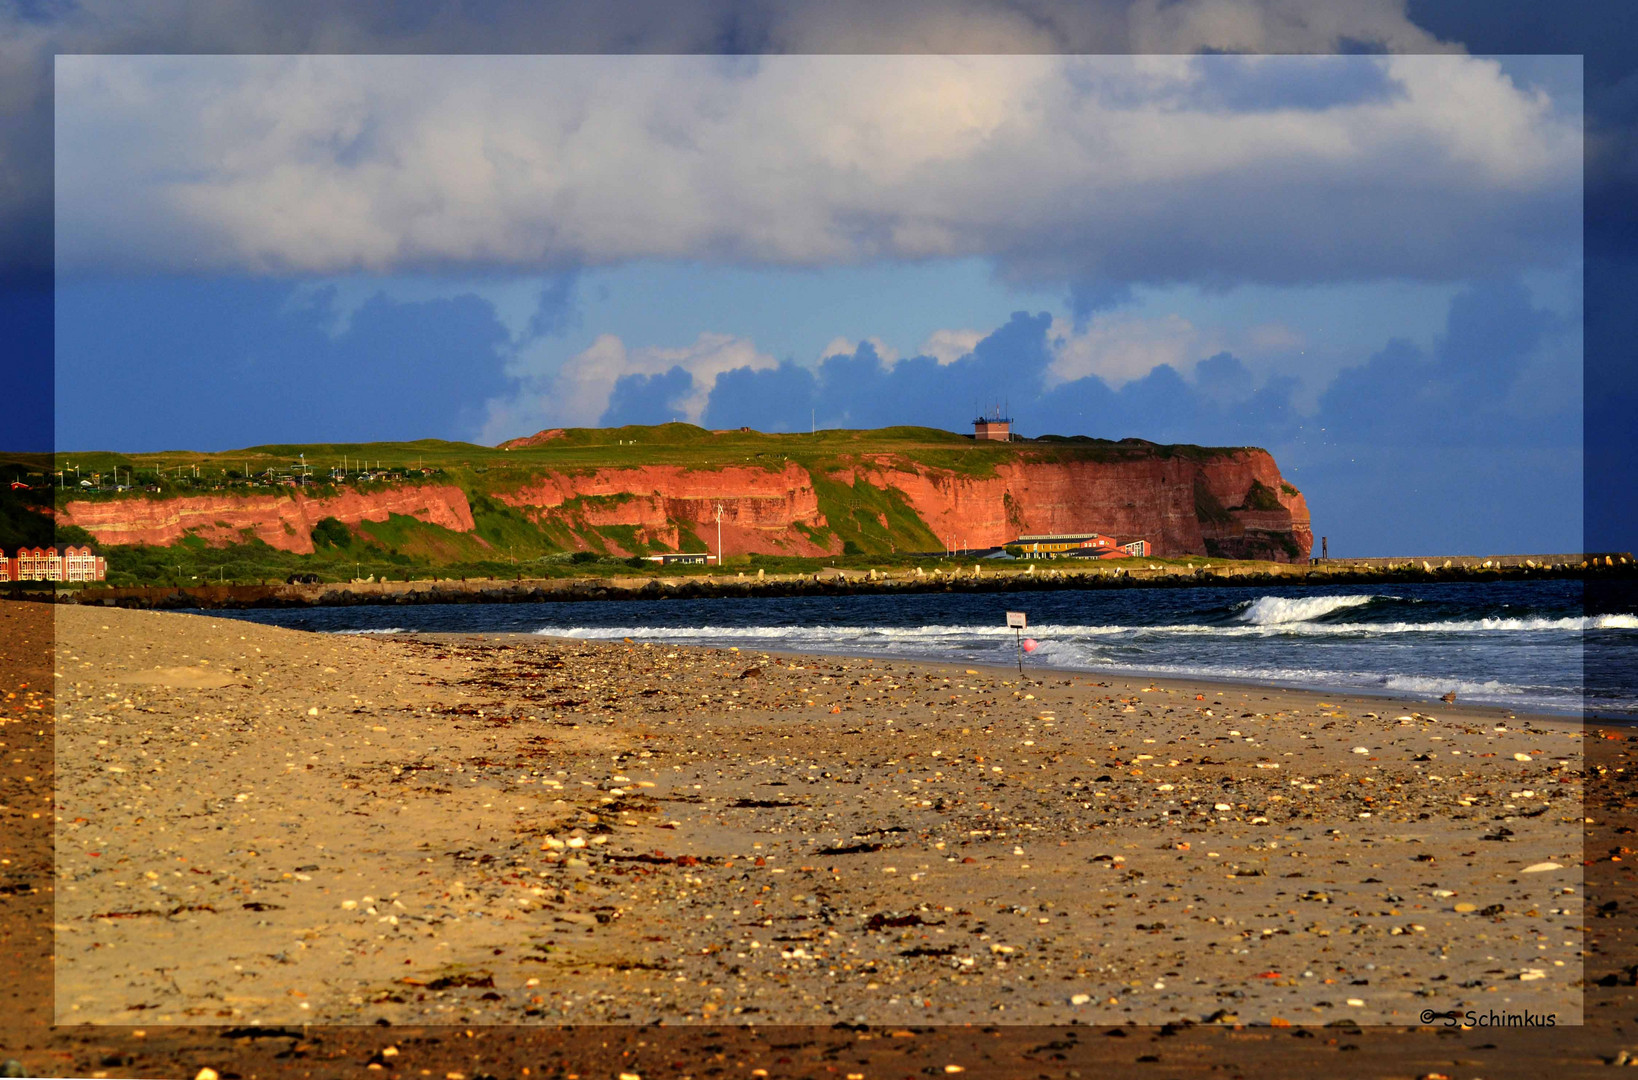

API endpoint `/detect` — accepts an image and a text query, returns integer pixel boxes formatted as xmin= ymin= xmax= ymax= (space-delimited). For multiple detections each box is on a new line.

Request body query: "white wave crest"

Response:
xmin=335 ymin=627 xmax=407 ymax=634
xmin=1382 ymin=674 xmax=1530 ymax=698
xmin=540 ymin=612 xmax=1629 ymax=646
xmin=1353 ymin=614 xmax=1632 ymax=633
xmin=1238 ymin=594 xmax=1378 ymax=625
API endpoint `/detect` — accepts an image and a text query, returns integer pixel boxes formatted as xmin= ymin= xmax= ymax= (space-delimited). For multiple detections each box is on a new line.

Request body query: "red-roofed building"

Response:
xmin=63 ymin=545 xmax=106 ymax=581
xmin=1014 ymin=532 xmax=1115 ymax=555
xmin=8 ymin=546 xmax=57 ymax=581
xmin=5 ymin=545 xmax=105 ymax=582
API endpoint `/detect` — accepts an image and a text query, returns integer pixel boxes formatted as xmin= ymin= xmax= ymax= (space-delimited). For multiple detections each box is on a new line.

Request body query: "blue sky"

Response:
xmin=48 ymin=50 xmax=1588 ymax=555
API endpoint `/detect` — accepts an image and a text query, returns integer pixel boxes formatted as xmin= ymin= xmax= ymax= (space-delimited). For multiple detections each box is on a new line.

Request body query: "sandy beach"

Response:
xmin=44 ymin=602 xmax=1587 ymax=1031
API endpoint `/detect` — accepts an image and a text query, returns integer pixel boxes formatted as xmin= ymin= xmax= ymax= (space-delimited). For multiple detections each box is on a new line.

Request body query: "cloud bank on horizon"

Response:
xmin=51 ymin=49 xmax=1585 ymax=554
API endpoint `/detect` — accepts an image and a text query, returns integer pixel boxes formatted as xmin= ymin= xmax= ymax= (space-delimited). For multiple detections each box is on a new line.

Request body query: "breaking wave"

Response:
xmin=1236 ymin=594 xmax=1380 ymax=625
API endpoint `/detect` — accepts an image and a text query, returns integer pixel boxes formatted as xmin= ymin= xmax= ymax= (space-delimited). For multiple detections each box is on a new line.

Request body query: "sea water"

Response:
xmin=216 ymin=579 xmax=1637 ymax=719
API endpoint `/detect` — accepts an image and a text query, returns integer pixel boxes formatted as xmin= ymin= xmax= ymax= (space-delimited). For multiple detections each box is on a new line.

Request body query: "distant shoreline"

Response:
xmin=26 ymin=551 xmax=1634 ymax=609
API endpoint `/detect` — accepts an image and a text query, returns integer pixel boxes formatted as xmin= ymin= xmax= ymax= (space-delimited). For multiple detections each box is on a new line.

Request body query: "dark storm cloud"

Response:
xmin=600 ymin=366 xmax=695 ymax=427
xmin=1317 ymin=278 xmax=1572 ymax=447
xmin=698 ymin=311 xmax=1303 ymax=449
xmin=524 ymin=274 xmax=581 ymax=340
xmin=700 ymin=362 xmax=817 ymax=434
xmin=1064 ymin=280 xmax=1135 ymax=327
xmin=700 ymin=278 xmax=1569 ymax=456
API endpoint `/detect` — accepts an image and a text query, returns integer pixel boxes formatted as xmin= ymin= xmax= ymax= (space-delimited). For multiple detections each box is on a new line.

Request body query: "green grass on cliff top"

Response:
xmin=51 ymin=424 xmax=1252 ymax=480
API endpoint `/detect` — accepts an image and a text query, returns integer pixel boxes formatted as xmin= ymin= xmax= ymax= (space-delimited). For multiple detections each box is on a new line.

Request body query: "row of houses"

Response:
xmin=5 ymin=545 xmax=107 ymax=582
xmin=1011 ymin=532 xmax=1150 ymax=559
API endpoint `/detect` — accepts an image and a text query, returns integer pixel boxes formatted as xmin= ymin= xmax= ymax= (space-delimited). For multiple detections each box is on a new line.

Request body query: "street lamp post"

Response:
xmin=715 ymin=503 xmax=724 ymax=568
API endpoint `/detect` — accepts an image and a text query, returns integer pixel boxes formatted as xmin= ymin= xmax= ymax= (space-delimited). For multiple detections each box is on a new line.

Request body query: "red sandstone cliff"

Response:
xmin=495 ymin=463 xmax=835 ymax=557
xmin=484 ymin=451 xmax=1309 ymax=561
xmin=836 ymin=449 xmax=1310 ymax=560
xmin=60 ymin=485 xmax=475 ymax=555
xmin=59 ymin=447 xmax=1311 ymax=562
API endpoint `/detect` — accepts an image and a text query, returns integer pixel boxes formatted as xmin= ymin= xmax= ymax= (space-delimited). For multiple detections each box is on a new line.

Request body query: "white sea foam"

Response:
xmin=1074 ymin=660 xmax=1584 ymax=715
xmin=541 ymin=612 xmax=1632 ymax=645
xmin=1237 ymin=594 xmax=1380 ymax=625
xmin=1381 ymin=673 xmax=1532 ymax=699
xmin=335 ymin=627 xmax=407 ymax=634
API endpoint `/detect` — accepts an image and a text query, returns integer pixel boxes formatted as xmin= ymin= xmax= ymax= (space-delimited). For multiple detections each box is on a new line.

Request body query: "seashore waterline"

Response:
xmin=213 ymin=579 xmax=1637 ymax=719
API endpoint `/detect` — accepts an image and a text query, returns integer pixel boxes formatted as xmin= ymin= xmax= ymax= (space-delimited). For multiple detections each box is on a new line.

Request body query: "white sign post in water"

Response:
xmin=1006 ymin=611 xmax=1027 ymax=677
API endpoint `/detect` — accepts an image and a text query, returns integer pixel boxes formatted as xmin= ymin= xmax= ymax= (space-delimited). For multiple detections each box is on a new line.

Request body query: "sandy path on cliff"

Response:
xmin=52 ymin=604 xmax=1583 ymax=1027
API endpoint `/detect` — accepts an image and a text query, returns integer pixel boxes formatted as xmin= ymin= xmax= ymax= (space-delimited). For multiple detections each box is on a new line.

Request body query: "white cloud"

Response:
xmin=1047 ymin=313 xmax=1217 ymax=387
xmin=919 ymin=328 xmax=986 ymax=365
xmin=55 ymin=52 xmax=1579 ymax=288
xmin=481 ymin=330 xmax=776 ymax=442
xmin=1046 ymin=313 xmax=1308 ymax=387
xmin=820 ymin=336 xmax=900 ymax=365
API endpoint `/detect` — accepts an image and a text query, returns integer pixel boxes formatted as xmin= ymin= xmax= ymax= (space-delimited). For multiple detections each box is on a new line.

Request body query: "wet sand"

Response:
xmin=48 ymin=603 xmax=1586 ymax=1031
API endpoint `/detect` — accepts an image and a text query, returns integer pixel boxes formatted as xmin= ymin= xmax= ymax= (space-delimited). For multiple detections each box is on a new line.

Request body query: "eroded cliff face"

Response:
xmin=61 ymin=448 xmax=1311 ymax=562
xmin=839 ymin=449 xmax=1310 ymax=559
xmin=495 ymin=463 xmax=836 ymax=556
xmin=60 ymin=485 xmax=476 ymax=555
xmin=487 ymin=451 xmax=1310 ymax=561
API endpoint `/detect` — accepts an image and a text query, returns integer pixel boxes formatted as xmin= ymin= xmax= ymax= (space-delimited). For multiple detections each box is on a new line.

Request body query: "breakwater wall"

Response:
xmin=1319 ymin=553 xmax=1627 ymax=571
xmin=27 ymin=551 xmax=1636 ymax=610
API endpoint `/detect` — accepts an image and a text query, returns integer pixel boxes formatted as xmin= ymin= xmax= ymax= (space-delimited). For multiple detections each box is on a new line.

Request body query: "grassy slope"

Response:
xmin=54 ymin=425 xmax=1245 ymax=482
xmin=44 ymin=425 xmax=1268 ymax=584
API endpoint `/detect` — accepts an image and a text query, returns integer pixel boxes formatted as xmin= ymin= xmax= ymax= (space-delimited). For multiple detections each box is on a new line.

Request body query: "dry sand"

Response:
xmin=51 ymin=603 xmax=1584 ymax=1030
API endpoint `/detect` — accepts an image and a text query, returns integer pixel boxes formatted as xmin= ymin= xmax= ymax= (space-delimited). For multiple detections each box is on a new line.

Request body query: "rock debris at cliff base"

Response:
xmin=51 ymin=605 xmax=1583 ymax=1027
